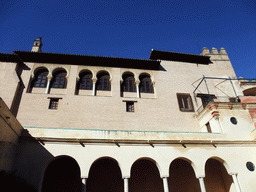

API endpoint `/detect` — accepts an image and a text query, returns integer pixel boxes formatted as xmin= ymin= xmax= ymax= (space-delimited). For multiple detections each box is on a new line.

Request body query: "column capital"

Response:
xmin=229 ymin=172 xmax=238 ymax=176
xmin=47 ymin=75 xmax=52 ymax=81
xmin=135 ymin=80 xmax=140 ymax=86
xmin=197 ymin=175 xmax=205 ymax=179
xmin=92 ymin=77 xmax=97 ymax=83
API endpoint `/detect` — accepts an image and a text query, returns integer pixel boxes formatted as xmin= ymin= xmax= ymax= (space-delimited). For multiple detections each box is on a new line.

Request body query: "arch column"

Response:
xmin=135 ymin=80 xmax=140 ymax=98
xmin=124 ymin=178 xmax=129 ymax=192
xmin=45 ymin=76 xmax=52 ymax=94
xmin=92 ymin=78 xmax=97 ymax=96
xmin=230 ymin=172 xmax=242 ymax=192
xmin=81 ymin=178 xmax=87 ymax=192
xmin=162 ymin=177 xmax=169 ymax=192
xmin=197 ymin=176 xmax=206 ymax=192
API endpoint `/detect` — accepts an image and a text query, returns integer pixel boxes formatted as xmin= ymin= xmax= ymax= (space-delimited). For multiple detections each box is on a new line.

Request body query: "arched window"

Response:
xmin=139 ymin=74 xmax=154 ymax=93
xmin=96 ymin=72 xmax=111 ymax=91
xmin=51 ymin=69 xmax=67 ymax=89
xmin=122 ymin=73 xmax=136 ymax=92
xmin=79 ymin=71 xmax=92 ymax=90
xmin=33 ymin=68 xmax=48 ymax=88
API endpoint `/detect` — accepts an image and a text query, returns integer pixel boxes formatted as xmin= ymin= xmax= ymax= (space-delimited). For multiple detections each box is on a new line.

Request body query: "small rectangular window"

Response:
xmin=126 ymin=102 xmax=135 ymax=112
xmin=177 ymin=93 xmax=194 ymax=112
xmin=49 ymin=98 xmax=59 ymax=110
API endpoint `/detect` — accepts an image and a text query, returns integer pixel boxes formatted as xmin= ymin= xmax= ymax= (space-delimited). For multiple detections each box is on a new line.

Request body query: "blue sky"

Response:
xmin=1 ymin=0 xmax=256 ymax=78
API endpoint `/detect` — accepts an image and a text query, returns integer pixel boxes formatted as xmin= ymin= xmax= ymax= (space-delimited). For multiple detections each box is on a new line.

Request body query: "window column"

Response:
xmin=92 ymin=78 xmax=97 ymax=96
xmin=45 ymin=76 xmax=52 ymax=94
xmin=162 ymin=177 xmax=169 ymax=192
xmin=124 ymin=178 xmax=129 ymax=192
xmin=197 ymin=176 xmax=206 ymax=192
xmin=82 ymin=178 xmax=87 ymax=192
xmin=135 ymin=80 xmax=140 ymax=98
xmin=230 ymin=172 xmax=242 ymax=192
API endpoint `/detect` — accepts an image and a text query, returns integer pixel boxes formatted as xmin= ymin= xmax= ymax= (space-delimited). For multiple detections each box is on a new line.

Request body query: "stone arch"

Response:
xmin=204 ymin=157 xmax=233 ymax=192
xmin=129 ymin=157 xmax=164 ymax=192
xmin=205 ymin=156 xmax=232 ymax=174
xmin=52 ymin=66 xmax=69 ymax=78
xmin=96 ymin=70 xmax=112 ymax=81
xmin=121 ymin=71 xmax=136 ymax=81
xmin=86 ymin=156 xmax=123 ymax=192
xmin=41 ymin=155 xmax=82 ymax=192
xmin=168 ymin=157 xmax=201 ymax=192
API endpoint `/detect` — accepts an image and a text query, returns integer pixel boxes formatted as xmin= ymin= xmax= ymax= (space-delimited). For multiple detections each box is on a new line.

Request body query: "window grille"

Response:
xmin=49 ymin=98 xmax=59 ymax=110
xmin=177 ymin=93 xmax=194 ymax=112
xmin=126 ymin=101 xmax=135 ymax=112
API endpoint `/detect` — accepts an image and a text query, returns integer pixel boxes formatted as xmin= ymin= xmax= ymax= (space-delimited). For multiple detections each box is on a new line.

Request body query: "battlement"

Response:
xmin=201 ymin=47 xmax=228 ymax=55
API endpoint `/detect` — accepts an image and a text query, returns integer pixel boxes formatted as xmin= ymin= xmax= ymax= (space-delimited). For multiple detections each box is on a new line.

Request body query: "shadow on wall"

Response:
xmin=12 ymin=129 xmax=54 ymax=191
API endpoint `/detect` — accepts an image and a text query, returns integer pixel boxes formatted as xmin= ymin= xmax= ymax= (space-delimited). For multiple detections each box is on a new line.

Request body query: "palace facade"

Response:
xmin=0 ymin=37 xmax=256 ymax=192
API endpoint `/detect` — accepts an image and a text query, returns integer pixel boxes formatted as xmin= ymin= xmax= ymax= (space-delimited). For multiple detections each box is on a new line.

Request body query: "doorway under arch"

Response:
xmin=41 ymin=156 xmax=82 ymax=192
xmin=129 ymin=158 xmax=164 ymax=192
xmin=168 ymin=158 xmax=201 ymax=192
xmin=204 ymin=158 xmax=233 ymax=192
xmin=86 ymin=157 xmax=123 ymax=192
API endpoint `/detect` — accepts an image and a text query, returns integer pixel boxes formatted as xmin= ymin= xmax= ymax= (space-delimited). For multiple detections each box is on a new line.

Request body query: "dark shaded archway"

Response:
xmin=41 ymin=156 xmax=82 ymax=192
xmin=129 ymin=159 xmax=164 ymax=192
xmin=168 ymin=158 xmax=201 ymax=192
xmin=86 ymin=157 xmax=123 ymax=192
xmin=204 ymin=158 xmax=233 ymax=192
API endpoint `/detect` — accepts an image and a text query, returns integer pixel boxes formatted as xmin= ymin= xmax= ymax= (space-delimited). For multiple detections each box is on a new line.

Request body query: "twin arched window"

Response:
xmin=32 ymin=68 xmax=154 ymax=94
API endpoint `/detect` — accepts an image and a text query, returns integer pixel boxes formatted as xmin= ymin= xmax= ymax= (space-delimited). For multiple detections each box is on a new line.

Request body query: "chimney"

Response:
xmin=31 ymin=37 xmax=42 ymax=52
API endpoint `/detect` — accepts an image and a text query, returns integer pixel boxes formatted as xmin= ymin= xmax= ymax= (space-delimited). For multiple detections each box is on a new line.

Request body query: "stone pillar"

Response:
xmin=124 ymin=178 xmax=129 ymax=192
xmin=45 ymin=76 xmax=52 ymax=94
xmin=135 ymin=80 xmax=140 ymax=98
xmin=92 ymin=78 xmax=97 ymax=96
xmin=162 ymin=177 xmax=169 ymax=192
xmin=197 ymin=176 xmax=206 ymax=192
xmin=230 ymin=173 xmax=242 ymax=192
xmin=82 ymin=178 xmax=87 ymax=192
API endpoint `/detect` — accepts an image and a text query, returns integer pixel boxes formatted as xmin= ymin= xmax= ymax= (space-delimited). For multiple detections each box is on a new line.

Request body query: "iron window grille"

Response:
xmin=177 ymin=93 xmax=194 ymax=112
xmin=49 ymin=98 xmax=59 ymax=110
